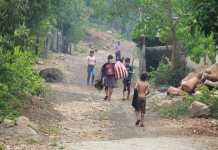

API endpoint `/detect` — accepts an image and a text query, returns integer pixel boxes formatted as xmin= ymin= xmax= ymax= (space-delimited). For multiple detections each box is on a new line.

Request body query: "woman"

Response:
xmin=87 ymin=50 xmax=96 ymax=86
xmin=101 ymin=55 xmax=117 ymax=101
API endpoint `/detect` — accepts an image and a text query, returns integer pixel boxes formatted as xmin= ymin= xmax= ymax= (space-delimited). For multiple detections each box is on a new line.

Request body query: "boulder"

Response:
xmin=39 ymin=68 xmax=64 ymax=83
xmin=3 ymin=119 xmax=15 ymax=128
xmin=16 ymin=116 xmax=31 ymax=126
xmin=188 ymin=101 xmax=210 ymax=118
xmin=9 ymin=125 xmax=40 ymax=140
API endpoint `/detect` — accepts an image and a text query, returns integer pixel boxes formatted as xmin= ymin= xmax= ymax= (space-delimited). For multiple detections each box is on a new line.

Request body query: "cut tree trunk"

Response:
xmin=181 ymin=77 xmax=199 ymax=93
xmin=204 ymin=80 xmax=218 ymax=89
xmin=201 ymin=73 xmax=218 ymax=82
xmin=167 ymin=86 xmax=185 ymax=96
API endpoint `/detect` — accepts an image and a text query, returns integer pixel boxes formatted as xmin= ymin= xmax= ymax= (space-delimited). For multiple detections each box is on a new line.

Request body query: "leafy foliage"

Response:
xmin=185 ymin=86 xmax=218 ymax=118
xmin=0 ymin=49 xmax=46 ymax=121
xmin=190 ymin=0 xmax=218 ymax=37
xmin=148 ymin=62 xmax=185 ymax=87
xmin=157 ymin=86 xmax=218 ymax=119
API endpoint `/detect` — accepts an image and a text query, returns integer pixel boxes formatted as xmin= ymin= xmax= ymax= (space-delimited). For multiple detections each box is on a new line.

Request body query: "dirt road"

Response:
xmin=36 ymin=40 xmax=218 ymax=150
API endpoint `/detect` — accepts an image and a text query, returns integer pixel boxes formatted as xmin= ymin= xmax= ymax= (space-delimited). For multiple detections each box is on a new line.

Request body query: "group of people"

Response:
xmin=86 ymin=41 xmax=150 ymax=127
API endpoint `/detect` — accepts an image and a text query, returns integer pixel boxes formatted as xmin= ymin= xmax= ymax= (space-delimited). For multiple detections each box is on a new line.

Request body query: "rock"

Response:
xmin=10 ymin=126 xmax=40 ymax=139
xmin=28 ymin=122 xmax=38 ymax=130
xmin=39 ymin=68 xmax=64 ymax=83
xmin=3 ymin=119 xmax=15 ymax=128
xmin=37 ymin=60 xmax=44 ymax=65
xmin=188 ymin=101 xmax=210 ymax=118
xmin=157 ymin=100 xmax=173 ymax=107
xmin=107 ymin=30 xmax=113 ymax=35
xmin=172 ymin=96 xmax=184 ymax=103
xmin=194 ymin=91 xmax=202 ymax=96
xmin=210 ymin=120 xmax=218 ymax=127
xmin=16 ymin=116 xmax=30 ymax=126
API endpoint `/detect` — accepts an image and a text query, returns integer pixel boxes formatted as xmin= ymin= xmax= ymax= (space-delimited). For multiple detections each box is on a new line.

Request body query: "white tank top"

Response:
xmin=87 ymin=56 xmax=96 ymax=65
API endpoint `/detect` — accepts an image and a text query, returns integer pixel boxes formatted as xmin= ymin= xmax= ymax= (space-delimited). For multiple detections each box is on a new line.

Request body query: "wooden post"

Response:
xmin=44 ymin=31 xmax=52 ymax=60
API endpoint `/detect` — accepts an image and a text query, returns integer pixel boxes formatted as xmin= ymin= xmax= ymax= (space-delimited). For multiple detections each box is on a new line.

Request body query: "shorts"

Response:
xmin=123 ymin=80 xmax=131 ymax=91
xmin=135 ymin=97 xmax=146 ymax=114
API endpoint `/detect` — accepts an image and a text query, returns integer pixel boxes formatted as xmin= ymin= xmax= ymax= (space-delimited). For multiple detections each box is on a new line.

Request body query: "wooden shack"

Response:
xmin=133 ymin=36 xmax=172 ymax=72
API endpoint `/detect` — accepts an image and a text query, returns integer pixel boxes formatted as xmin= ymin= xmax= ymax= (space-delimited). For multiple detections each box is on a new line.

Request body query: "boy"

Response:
xmin=122 ymin=58 xmax=133 ymax=100
xmin=134 ymin=73 xmax=150 ymax=127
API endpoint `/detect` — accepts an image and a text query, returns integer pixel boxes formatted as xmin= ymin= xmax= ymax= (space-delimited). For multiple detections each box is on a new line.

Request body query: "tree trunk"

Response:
xmin=167 ymin=0 xmax=178 ymax=68
xmin=172 ymin=25 xmax=177 ymax=68
xmin=181 ymin=77 xmax=199 ymax=93
xmin=204 ymin=80 xmax=218 ymax=88
xmin=167 ymin=86 xmax=185 ymax=96
xmin=44 ymin=31 xmax=52 ymax=60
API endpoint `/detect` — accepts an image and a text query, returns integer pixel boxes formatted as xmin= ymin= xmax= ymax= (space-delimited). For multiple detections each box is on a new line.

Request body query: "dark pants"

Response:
xmin=123 ymin=80 xmax=131 ymax=92
xmin=87 ymin=65 xmax=95 ymax=85
xmin=115 ymin=51 xmax=121 ymax=61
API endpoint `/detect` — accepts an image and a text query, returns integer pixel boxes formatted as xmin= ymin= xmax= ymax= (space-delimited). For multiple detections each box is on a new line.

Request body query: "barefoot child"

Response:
xmin=134 ymin=73 xmax=150 ymax=127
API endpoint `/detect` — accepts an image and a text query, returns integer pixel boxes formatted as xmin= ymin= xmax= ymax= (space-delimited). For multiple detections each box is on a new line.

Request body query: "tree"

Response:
xmin=190 ymin=0 xmax=218 ymax=37
xmin=110 ymin=0 xmax=216 ymax=66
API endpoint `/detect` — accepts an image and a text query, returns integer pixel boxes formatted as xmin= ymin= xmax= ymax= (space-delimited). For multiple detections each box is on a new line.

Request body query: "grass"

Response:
xmin=38 ymin=125 xmax=59 ymax=135
xmin=49 ymin=142 xmax=58 ymax=147
xmin=0 ymin=145 xmax=6 ymax=150
xmin=75 ymin=47 xmax=87 ymax=54
xmin=156 ymin=101 xmax=191 ymax=119
xmin=48 ymin=126 xmax=59 ymax=135
xmin=94 ymin=114 xmax=110 ymax=121
xmin=27 ymin=138 xmax=39 ymax=145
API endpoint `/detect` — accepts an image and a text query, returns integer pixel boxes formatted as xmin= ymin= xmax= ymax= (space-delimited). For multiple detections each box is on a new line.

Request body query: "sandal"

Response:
xmin=103 ymin=96 xmax=108 ymax=100
xmin=122 ymin=98 xmax=126 ymax=101
xmin=140 ymin=124 xmax=144 ymax=127
xmin=135 ymin=120 xmax=140 ymax=125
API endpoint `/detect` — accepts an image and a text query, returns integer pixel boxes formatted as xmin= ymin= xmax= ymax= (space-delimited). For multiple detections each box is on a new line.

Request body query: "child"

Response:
xmin=134 ymin=73 xmax=150 ymax=127
xmin=122 ymin=58 xmax=133 ymax=100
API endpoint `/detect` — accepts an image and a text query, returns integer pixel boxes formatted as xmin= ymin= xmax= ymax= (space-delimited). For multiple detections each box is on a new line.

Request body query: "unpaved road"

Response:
xmin=2 ymin=37 xmax=217 ymax=150
xmin=37 ymin=40 xmax=218 ymax=150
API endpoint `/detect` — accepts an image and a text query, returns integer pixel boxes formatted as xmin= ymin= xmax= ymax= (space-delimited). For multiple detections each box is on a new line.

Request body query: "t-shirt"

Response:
xmin=101 ymin=62 xmax=115 ymax=77
xmin=123 ymin=64 xmax=133 ymax=81
xmin=87 ymin=56 xmax=96 ymax=65
xmin=115 ymin=44 xmax=121 ymax=53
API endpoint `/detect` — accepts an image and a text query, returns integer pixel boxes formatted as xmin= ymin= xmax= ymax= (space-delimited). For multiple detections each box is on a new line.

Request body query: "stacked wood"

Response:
xmin=201 ymin=73 xmax=218 ymax=82
xmin=181 ymin=77 xmax=199 ymax=93
xmin=204 ymin=80 xmax=218 ymax=89
xmin=167 ymin=86 xmax=185 ymax=96
xmin=167 ymin=64 xmax=218 ymax=95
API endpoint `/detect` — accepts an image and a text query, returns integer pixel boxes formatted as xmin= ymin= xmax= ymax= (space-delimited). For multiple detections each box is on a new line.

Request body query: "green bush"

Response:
xmin=185 ymin=86 xmax=218 ymax=118
xmin=157 ymin=100 xmax=191 ymax=118
xmin=157 ymin=86 xmax=218 ymax=119
xmin=0 ymin=49 xmax=46 ymax=121
xmin=148 ymin=62 xmax=185 ymax=87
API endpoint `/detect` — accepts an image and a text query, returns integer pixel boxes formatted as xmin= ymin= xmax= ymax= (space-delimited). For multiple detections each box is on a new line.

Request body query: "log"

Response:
xmin=204 ymin=80 xmax=218 ymax=89
xmin=182 ymin=72 xmax=194 ymax=82
xmin=201 ymin=73 xmax=218 ymax=82
xmin=181 ymin=77 xmax=199 ymax=93
xmin=167 ymin=86 xmax=185 ymax=96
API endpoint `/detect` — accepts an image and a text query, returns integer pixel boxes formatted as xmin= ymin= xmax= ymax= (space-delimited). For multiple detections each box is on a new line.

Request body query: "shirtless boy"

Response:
xmin=134 ymin=73 xmax=150 ymax=127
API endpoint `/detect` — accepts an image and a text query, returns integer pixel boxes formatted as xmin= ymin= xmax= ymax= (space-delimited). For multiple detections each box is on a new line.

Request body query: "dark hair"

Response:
xmin=140 ymin=73 xmax=147 ymax=81
xmin=107 ymin=55 xmax=113 ymax=60
xmin=90 ymin=50 xmax=94 ymax=54
xmin=125 ymin=58 xmax=130 ymax=63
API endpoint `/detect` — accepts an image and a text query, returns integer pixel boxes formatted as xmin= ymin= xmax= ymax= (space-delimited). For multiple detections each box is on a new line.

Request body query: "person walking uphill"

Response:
xmin=87 ymin=50 xmax=96 ymax=86
xmin=122 ymin=58 xmax=133 ymax=100
xmin=115 ymin=41 xmax=121 ymax=61
xmin=101 ymin=55 xmax=117 ymax=101
xmin=133 ymin=73 xmax=150 ymax=127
